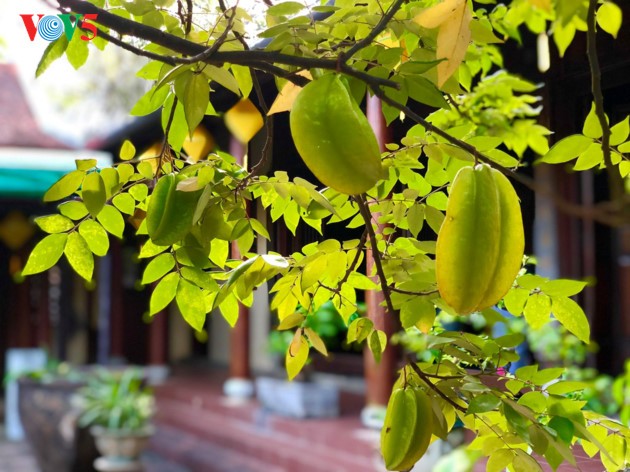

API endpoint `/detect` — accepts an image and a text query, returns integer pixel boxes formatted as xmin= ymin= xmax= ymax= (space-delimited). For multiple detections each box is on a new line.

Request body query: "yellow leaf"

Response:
xmin=267 ymin=71 xmax=312 ymax=115
xmin=286 ymin=329 xmax=309 ymax=380
xmin=414 ymin=0 xmax=465 ymax=29
xmin=224 ymin=98 xmax=264 ymax=143
xmin=436 ymin=0 xmax=472 ymax=87
xmin=304 ymin=327 xmax=328 ymax=356
xmin=414 ymin=0 xmax=472 ymax=87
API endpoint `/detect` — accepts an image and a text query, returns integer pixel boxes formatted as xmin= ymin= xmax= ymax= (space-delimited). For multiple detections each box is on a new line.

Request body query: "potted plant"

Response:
xmin=76 ymin=368 xmax=155 ymax=472
xmin=15 ymin=359 xmax=99 ymax=472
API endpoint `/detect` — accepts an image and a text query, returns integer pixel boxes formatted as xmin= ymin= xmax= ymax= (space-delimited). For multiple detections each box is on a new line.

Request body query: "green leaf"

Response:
xmin=231 ymin=64 xmax=253 ymax=97
xmin=546 ymin=381 xmax=589 ymax=395
xmin=100 ymin=168 xmax=120 ymax=199
xmin=43 ymin=170 xmax=85 ymax=202
xmin=523 ymin=293 xmax=551 ymax=330
xmin=573 ymin=143 xmax=603 ymax=171
xmin=539 ymin=135 xmax=593 ymax=164
xmin=368 ymin=329 xmax=387 ymax=363
xmin=300 ymin=256 xmax=327 ymax=292
xmin=467 ymin=393 xmax=501 ymax=414
xmin=286 ymin=332 xmax=309 ymax=380
xmin=139 ymin=239 xmax=169 ymax=259
xmin=532 ymin=367 xmax=565 ymax=385
xmin=97 ymin=205 xmax=125 ymax=238
xmin=75 ymin=159 xmax=97 ymax=171
xmin=268 ymin=1 xmax=304 ymax=16
xmin=400 ymin=297 xmax=435 ymax=332
xmin=112 ymin=193 xmax=137 ymax=215
xmin=150 ymin=272 xmax=179 ymax=315
xmin=582 ymin=103 xmax=603 ymax=139
xmin=347 ymin=317 xmax=373 ymax=343
xmin=277 ymin=312 xmax=305 ymax=330
xmin=504 ymin=287 xmax=530 ymax=315
xmin=130 ymin=85 xmax=169 ymax=116
xmin=219 ymin=293 xmax=239 ymax=327
xmin=548 ymin=416 xmax=574 ymax=444
xmin=78 ymin=220 xmax=109 ymax=257
xmin=597 ymin=2 xmax=623 ymax=38
xmin=209 ymin=239 xmax=229 ymax=268
xmin=129 ymin=184 xmax=148 ymax=202
xmin=180 ymin=266 xmax=218 ymax=291
xmin=513 ymin=450 xmax=543 ymax=472
xmin=407 ymin=203 xmax=425 ymax=237
xmin=36 ymin=36 xmax=69 ymax=77
xmin=34 ymin=215 xmax=73 ymax=233
xmin=487 ymin=449 xmax=514 ymax=472
xmin=176 ymin=279 xmax=207 ymax=331
xmin=551 ymin=296 xmax=590 ymax=344
xmin=59 ymin=201 xmax=88 ymax=220
xmin=184 ymin=73 xmax=210 ymax=135
xmin=65 ymin=33 xmax=89 ymax=69
xmin=405 ymin=76 xmax=449 ymax=109
xmin=142 ymin=253 xmax=175 ymax=284
xmin=82 ymin=172 xmax=107 ymax=217
xmin=610 ymin=116 xmax=629 ymax=146
xmin=540 ymin=279 xmax=587 ymax=297
xmin=119 ymin=140 xmax=136 ymax=160
xmin=22 ymin=234 xmax=68 ymax=276
xmin=202 ymin=65 xmax=240 ymax=96
xmin=64 ymin=232 xmax=94 ymax=281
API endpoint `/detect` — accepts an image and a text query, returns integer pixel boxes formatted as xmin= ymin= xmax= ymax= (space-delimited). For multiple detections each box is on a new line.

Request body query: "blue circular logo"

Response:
xmin=38 ymin=16 xmax=64 ymax=41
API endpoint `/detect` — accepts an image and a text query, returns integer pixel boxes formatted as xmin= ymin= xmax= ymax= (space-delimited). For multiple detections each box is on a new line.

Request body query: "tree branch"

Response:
xmin=371 ymin=86 xmax=628 ymax=227
xmin=586 ymin=0 xmax=625 ymax=203
xmin=56 ymin=0 xmax=399 ymax=90
xmin=356 ymin=194 xmax=396 ymax=317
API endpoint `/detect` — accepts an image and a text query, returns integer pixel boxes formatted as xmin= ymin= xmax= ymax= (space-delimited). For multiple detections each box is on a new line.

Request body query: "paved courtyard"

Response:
xmin=0 ymin=427 xmax=190 ymax=472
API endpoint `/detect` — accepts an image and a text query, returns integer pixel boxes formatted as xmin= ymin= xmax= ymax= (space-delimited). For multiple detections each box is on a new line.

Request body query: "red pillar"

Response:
xmin=363 ymin=95 xmax=399 ymax=407
xmin=228 ymin=138 xmax=251 ymax=382
xmin=148 ymin=308 xmax=169 ymax=364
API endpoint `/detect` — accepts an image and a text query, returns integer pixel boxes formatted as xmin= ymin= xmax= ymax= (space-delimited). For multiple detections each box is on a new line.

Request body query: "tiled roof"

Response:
xmin=0 ymin=64 xmax=68 ymax=149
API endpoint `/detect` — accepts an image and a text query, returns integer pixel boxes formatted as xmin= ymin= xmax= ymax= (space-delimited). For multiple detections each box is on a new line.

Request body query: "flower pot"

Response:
xmin=90 ymin=425 xmax=154 ymax=472
xmin=17 ymin=378 xmax=99 ymax=472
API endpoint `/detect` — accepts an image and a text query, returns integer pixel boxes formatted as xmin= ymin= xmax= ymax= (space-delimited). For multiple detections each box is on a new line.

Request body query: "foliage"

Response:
xmin=22 ymin=0 xmax=630 ymax=470
xmin=76 ymin=368 xmax=154 ymax=432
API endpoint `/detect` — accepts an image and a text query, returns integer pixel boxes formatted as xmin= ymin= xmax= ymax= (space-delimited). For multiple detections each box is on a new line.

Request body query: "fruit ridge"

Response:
xmin=289 ymin=74 xmax=383 ymax=195
xmin=435 ymin=163 xmax=524 ymax=314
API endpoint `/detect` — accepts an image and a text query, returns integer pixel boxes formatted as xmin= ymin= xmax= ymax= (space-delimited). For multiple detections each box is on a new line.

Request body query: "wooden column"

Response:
xmin=148 ymin=308 xmax=169 ymax=365
xmin=363 ymin=95 xmax=398 ymax=407
xmin=228 ymin=137 xmax=251 ymax=381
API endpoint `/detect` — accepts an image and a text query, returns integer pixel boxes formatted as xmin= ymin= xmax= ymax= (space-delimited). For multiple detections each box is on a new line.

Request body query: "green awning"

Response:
xmin=0 ymin=148 xmax=112 ymax=199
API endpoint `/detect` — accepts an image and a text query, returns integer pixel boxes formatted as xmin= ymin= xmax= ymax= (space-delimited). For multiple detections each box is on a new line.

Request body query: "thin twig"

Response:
xmin=389 ymin=286 xmax=439 ymax=296
xmin=406 ymin=356 xmax=467 ymax=413
xmin=340 ymin=0 xmax=406 ymax=61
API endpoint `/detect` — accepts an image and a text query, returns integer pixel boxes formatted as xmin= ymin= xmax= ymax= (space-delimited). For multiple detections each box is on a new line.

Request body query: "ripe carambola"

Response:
xmin=436 ymin=164 xmax=525 ymax=314
xmin=289 ymin=74 xmax=383 ymax=195
xmin=381 ymin=387 xmax=433 ymax=471
xmin=146 ymin=173 xmax=202 ymax=246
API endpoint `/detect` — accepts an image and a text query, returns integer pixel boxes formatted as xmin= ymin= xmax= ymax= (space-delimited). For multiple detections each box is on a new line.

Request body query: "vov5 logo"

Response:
xmin=20 ymin=14 xmax=99 ymax=42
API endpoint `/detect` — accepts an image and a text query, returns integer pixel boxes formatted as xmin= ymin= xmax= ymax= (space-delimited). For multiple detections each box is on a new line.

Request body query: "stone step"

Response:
xmin=151 ymin=391 xmax=380 ymax=472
